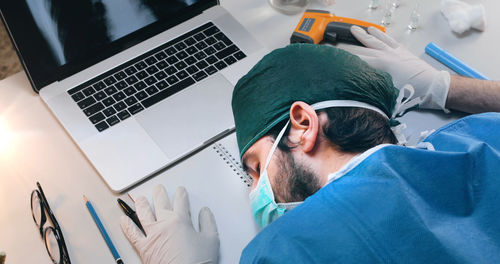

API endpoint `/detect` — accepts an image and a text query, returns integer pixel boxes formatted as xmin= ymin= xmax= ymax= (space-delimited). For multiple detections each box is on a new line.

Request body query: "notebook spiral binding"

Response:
xmin=213 ymin=143 xmax=253 ymax=188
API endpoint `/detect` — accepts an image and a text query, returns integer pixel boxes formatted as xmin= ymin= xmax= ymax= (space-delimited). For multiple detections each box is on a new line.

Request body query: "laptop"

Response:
xmin=1 ymin=0 xmax=267 ymax=192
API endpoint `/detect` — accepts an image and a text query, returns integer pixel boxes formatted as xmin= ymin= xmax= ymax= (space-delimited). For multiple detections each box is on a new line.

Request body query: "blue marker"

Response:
xmin=84 ymin=195 xmax=124 ymax=264
xmin=425 ymin=42 xmax=489 ymax=80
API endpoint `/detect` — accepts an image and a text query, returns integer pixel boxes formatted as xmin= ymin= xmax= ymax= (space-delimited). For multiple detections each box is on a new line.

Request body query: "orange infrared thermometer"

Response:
xmin=290 ymin=9 xmax=386 ymax=46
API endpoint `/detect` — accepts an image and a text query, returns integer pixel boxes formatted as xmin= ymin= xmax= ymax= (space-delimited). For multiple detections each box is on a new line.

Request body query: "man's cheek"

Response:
xmin=269 ymin=160 xmax=291 ymax=203
xmin=249 ymin=180 xmax=258 ymax=192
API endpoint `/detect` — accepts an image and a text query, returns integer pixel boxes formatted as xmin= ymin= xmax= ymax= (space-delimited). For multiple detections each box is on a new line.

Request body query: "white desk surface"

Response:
xmin=1 ymin=0 xmax=499 ymax=263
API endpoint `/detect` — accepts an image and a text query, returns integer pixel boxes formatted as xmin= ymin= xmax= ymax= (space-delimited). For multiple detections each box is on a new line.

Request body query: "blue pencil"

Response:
xmin=425 ymin=42 xmax=489 ymax=80
xmin=84 ymin=195 xmax=124 ymax=264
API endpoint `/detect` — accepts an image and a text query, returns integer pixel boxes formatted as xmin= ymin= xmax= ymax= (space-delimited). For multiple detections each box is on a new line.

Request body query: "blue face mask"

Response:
xmin=249 ymin=121 xmax=302 ymax=229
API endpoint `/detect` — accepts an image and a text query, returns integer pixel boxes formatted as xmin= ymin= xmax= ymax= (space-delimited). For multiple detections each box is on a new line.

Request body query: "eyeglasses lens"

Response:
xmin=31 ymin=191 xmax=43 ymax=226
xmin=45 ymin=227 xmax=61 ymax=264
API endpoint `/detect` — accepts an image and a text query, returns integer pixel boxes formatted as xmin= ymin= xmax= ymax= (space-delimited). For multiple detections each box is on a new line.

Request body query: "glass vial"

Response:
xmin=381 ymin=0 xmax=393 ymax=26
xmin=369 ymin=0 xmax=379 ymax=9
xmin=408 ymin=1 xmax=420 ymax=30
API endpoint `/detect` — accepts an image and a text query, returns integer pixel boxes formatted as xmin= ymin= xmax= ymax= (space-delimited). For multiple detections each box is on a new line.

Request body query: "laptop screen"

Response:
xmin=0 ymin=0 xmax=216 ymax=92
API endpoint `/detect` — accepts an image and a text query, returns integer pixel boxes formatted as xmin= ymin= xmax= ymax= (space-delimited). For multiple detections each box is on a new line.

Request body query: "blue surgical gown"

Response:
xmin=240 ymin=113 xmax=500 ymax=263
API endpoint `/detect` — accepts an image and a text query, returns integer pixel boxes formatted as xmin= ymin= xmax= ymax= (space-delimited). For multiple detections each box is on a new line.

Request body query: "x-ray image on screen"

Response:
xmin=25 ymin=0 xmax=198 ymax=66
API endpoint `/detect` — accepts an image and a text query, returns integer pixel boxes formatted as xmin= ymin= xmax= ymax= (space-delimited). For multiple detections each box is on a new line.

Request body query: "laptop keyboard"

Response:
xmin=67 ymin=22 xmax=246 ymax=132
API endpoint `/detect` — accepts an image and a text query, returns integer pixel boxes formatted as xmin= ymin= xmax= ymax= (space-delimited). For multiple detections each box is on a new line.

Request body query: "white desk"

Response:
xmin=1 ymin=0 xmax=499 ymax=263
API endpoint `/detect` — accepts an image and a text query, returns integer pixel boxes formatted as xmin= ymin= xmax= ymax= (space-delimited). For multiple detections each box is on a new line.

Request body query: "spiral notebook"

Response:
xmin=129 ymin=132 xmax=259 ymax=263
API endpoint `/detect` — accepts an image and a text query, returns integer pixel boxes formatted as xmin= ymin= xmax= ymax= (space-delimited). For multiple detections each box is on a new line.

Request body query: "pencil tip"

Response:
xmin=127 ymin=193 xmax=135 ymax=203
xmin=83 ymin=195 xmax=87 ymax=202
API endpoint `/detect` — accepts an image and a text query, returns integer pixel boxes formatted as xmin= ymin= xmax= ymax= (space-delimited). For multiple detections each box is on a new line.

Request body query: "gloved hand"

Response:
xmin=120 ymin=185 xmax=219 ymax=264
xmin=341 ymin=26 xmax=451 ymax=112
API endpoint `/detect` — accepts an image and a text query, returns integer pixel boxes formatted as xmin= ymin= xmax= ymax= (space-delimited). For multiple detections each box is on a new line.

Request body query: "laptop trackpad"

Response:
xmin=136 ymin=74 xmax=235 ymax=159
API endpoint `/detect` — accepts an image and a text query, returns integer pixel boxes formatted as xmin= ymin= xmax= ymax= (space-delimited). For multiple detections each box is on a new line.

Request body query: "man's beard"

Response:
xmin=272 ymin=150 xmax=322 ymax=203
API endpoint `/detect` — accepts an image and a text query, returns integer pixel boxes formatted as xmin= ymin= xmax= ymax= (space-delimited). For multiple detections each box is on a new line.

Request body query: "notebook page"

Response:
xmin=129 ymin=132 xmax=259 ymax=263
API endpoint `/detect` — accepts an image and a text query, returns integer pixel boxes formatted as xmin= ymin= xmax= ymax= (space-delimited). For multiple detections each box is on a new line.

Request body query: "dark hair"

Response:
xmin=268 ymin=107 xmax=397 ymax=153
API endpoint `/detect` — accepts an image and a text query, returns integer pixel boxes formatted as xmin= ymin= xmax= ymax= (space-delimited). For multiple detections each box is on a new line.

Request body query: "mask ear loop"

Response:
xmin=262 ymin=120 xmax=290 ymax=172
xmin=258 ymin=121 xmax=291 ymax=210
xmin=267 ymin=122 xmax=304 ymax=210
xmin=251 ymin=120 xmax=289 ymax=203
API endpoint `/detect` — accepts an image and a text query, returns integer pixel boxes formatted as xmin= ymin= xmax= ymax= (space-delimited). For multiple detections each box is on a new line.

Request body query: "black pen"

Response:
xmin=117 ymin=198 xmax=146 ymax=237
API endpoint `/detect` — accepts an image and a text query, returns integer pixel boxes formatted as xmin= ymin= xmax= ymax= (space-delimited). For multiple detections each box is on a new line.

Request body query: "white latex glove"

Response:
xmin=342 ymin=26 xmax=451 ymax=112
xmin=441 ymin=0 xmax=486 ymax=34
xmin=120 ymin=185 xmax=219 ymax=264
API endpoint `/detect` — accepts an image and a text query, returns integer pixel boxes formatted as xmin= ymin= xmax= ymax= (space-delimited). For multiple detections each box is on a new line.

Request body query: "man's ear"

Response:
xmin=289 ymin=101 xmax=319 ymax=153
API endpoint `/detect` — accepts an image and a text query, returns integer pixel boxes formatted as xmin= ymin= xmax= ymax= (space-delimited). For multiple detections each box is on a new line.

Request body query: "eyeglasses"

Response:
xmin=31 ymin=182 xmax=72 ymax=264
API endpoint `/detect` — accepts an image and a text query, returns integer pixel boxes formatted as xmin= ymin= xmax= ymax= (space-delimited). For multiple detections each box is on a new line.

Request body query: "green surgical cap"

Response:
xmin=232 ymin=43 xmax=399 ymax=157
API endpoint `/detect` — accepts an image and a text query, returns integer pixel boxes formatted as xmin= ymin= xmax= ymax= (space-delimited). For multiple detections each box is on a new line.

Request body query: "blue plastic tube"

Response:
xmin=425 ymin=42 xmax=489 ymax=80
